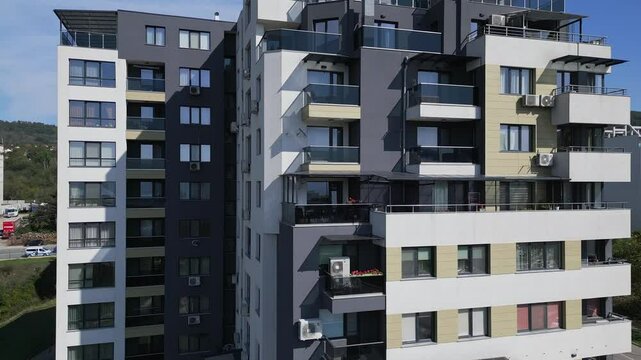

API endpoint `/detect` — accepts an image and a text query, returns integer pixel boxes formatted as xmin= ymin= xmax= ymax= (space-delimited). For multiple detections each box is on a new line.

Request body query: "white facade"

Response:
xmin=552 ymin=151 xmax=631 ymax=182
xmin=56 ymin=46 xmax=127 ymax=359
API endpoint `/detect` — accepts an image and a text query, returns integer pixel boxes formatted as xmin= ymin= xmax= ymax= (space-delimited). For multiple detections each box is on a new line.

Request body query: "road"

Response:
xmin=0 ymin=245 xmax=56 ymax=260
xmin=615 ymin=345 xmax=641 ymax=360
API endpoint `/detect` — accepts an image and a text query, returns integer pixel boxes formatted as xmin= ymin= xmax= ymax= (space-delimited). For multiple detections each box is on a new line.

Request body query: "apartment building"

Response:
xmin=235 ymin=0 xmax=632 ymax=360
xmin=55 ymin=10 xmax=237 ymax=360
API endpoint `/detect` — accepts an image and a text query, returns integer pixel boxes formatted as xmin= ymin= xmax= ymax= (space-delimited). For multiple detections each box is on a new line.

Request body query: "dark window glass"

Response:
xmin=517 ymin=242 xmax=563 ymax=271
xmin=68 ymin=302 xmax=114 ymax=330
xmin=402 ymin=247 xmax=434 ymax=278
xmin=69 ymin=60 xmax=115 ymax=87
xmin=458 ymin=245 xmax=488 ymax=275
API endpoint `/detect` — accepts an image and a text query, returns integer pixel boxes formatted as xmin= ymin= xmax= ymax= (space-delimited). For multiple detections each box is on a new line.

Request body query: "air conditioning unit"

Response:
xmin=299 ymin=319 xmax=323 ymax=341
xmin=188 ymin=276 xmax=201 ymax=287
xmin=187 ymin=315 xmax=201 ymax=326
xmin=189 ymin=161 xmax=201 ymax=171
xmin=329 ymin=257 xmax=350 ymax=278
xmin=250 ymin=100 xmax=259 ymax=114
xmin=230 ymin=121 xmax=239 ymax=134
xmin=490 ymin=14 xmax=506 ymax=26
xmin=189 ymin=85 xmax=201 ymax=96
xmin=241 ymin=160 xmax=251 ymax=173
xmin=540 ymin=95 xmax=555 ymax=107
xmin=243 ymin=69 xmax=251 ymax=79
xmin=241 ymin=302 xmax=250 ymax=317
xmin=538 ymin=153 xmax=554 ymax=167
xmin=522 ymin=94 xmax=540 ymax=107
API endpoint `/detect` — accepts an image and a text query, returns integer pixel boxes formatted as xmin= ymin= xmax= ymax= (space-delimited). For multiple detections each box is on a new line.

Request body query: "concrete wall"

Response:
xmin=552 ymin=92 xmax=631 ymax=126
xmin=552 ymin=151 xmax=631 ymax=183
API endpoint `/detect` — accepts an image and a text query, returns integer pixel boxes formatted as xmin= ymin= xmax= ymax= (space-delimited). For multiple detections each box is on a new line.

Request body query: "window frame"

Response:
xmin=67 ymin=343 xmax=114 ymax=360
xmin=145 ymin=26 xmax=166 ymax=46
xmin=402 ymin=312 xmax=435 ymax=344
xmin=516 ymin=242 xmax=563 ymax=272
xmin=69 ymin=59 xmax=116 ymax=88
xmin=179 ymin=106 xmax=211 ymax=125
xmin=69 ymin=101 xmax=116 ymax=128
xmin=500 ymin=66 xmax=533 ymax=95
xmin=178 ymin=257 xmax=210 ymax=276
xmin=178 ymin=219 xmax=211 ymax=238
xmin=179 ymin=30 xmax=210 ymax=50
xmin=68 ymin=302 xmax=115 ymax=330
xmin=401 ymin=247 xmax=435 ymax=279
xmin=69 ymin=222 xmax=116 ymax=248
xmin=68 ymin=262 xmax=115 ymax=289
xmin=458 ymin=308 xmax=489 ymax=339
xmin=178 ymin=334 xmax=209 ymax=354
xmin=69 ymin=182 xmax=116 ymax=208
xmin=179 ymin=68 xmax=211 ymax=87
xmin=457 ymin=245 xmax=489 ymax=276
xmin=179 ymin=144 xmax=211 ymax=163
xmin=179 ymin=182 xmax=211 ymax=201
xmin=500 ymin=124 xmax=534 ymax=152
xmin=178 ymin=295 xmax=210 ymax=315
xmin=69 ymin=141 xmax=116 ymax=167
xmin=517 ymin=302 xmax=562 ymax=333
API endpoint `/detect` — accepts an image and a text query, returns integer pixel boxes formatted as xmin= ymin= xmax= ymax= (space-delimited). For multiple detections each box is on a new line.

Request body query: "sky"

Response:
xmin=0 ymin=0 xmax=638 ymax=125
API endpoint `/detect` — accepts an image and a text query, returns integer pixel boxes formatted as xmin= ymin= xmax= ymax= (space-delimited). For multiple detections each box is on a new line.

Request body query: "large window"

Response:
xmin=68 ymin=343 xmax=114 ymax=360
xmin=178 ymin=334 xmax=209 ymax=354
xmin=69 ymin=60 xmax=115 ymax=87
xmin=179 ymin=182 xmax=211 ymax=201
xmin=70 ymin=101 xmax=115 ymax=128
xmin=179 ymin=68 xmax=210 ymax=87
xmin=145 ymin=26 xmax=165 ymax=46
xmin=68 ymin=302 xmax=114 ymax=330
xmin=178 ymin=220 xmax=211 ymax=238
xmin=179 ymin=296 xmax=210 ymax=314
xmin=458 ymin=245 xmax=488 ymax=275
xmin=69 ymin=182 xmax=116 ymax=207
xmin=402 ymin=312 xmax=434 ymax=344
xmin=179 ymin=30 xmax=210 ymax=50
xmin=313 ymin=18 xmax=339 ymax=33
xmin=69 ymin=222 xmax=115 ymax=248
xmin=69 ymin=142 xmax=116 ymax=167
xmin=500 ymin=124 xmax=534 ymax=152
xmin=179 ymin=144 xmax=211 ymax=162
xmin=458 ymin=308 xmax=488 ymax=339
xmin=126 ymin=296 xmax=164 ymax=327
xmin=500 ymin=67 xmax=532 ymax=95
xmin=179 ymin=106 xmax=211 ymax=125
xmin=517 ymin=302 xmax=562 ymax=332
xmin=125 ymin=335 xmax=164 ymax=358
xmin=178 ymin=257 xmax=210 ymax=276
xmin=402 ymin=247 xmax=434 ymax=279
xmin=68 ymin=262 xmax=115 ymax=289
xmin=517 ymin=242 xmax=562 ymax=271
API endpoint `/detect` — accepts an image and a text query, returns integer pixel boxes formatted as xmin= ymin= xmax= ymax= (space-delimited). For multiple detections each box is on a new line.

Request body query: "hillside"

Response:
xmin=0 ymin=120 xmax=56 ymax=145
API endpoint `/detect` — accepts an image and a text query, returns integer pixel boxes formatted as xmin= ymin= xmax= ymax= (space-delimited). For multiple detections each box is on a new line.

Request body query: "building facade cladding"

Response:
xmin=56 ymin=9 xmax=237 ymax=360
xmin=236 ymin=1 xmax=632 ymax=360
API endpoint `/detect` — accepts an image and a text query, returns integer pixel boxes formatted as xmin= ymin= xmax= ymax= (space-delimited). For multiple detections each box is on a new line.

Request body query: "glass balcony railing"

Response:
xmin=304 ymin=84 xmax=360 ymax=106
xmin=303 ymin=146 xmax=359 ymax=163
xmin=127 ymin=117 xmax=165 ymax=131
xmin=127 ymin=159 xmax=166 ymax=170
xmin=60 ymin=30 xmax=117 ymax=49
xmin=553 ymin=85 xmax=627 ymax=96
xmin=282 ymin=203 xmax=372 ymax=225
xmin=127 ymin=78 xmax=165 ymax=92
xmin=126 ymin=274 xmax=164 ymax=287
xmin=259 ymin=29 xmax=341 ymax=57
xmin=359 ymin=25 xmax=441 ymax=53
xmin=408 ymin=146 xmax=477 ymax=164
xmin=126 ymin=236 xmax=166 ymax=248
xmin=469 ymin=0 xmax=565 ymax=12
xmin=409 ymin=83 xmax=477 ymax=106
xmin=126 ymin=197 xmax=166 ymax=208
xmin=323 ymin=272 xmax=384 ymax=297
xmin=126 ymin=308 xmax=164 ymax=327
xmin=324 ymin=339 xmax=386 ymax=360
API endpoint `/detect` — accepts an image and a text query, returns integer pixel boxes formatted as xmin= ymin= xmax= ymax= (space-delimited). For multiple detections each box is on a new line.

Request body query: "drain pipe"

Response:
xmin=401 ymin=56 xmax=409 ymax=172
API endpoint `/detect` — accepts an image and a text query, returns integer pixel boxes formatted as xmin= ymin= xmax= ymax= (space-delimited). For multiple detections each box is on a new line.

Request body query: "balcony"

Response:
xmin=60 ymin=30 xmax=117 ymax=49
xmin=359 ymin=26 xmax=441 ymax=53
xmin=127 ymin=159 xmax=165 ymax=170
xmin=126 ymin=197 xmax=166 ymax=209
xmin=126 ymin=78 xmax=166 ymax=103
xmin=301 ymin=146 xmax=360 ymax=173
xmin=551 ymin=147 xmax=630 ymax=182
xmin=407 ymin=83 xmax=480 ymax=121
xmin=324 ymin=338 xmax=386 ymax=360
xmin=469 ymin=0 xmax=565 ymax=12
xmin=127 ymin=117 xmax=165 ymax=131
xmin=471 ymin=25 xmax=606 ymax=45
xmin=127 ymin=236 xmax=166 ymax=248
xmin=259 ymin=29 xmax=341 ymax=57
xmin=371 ymin=202 xmax=630 ymax=247
xmin=302 ymin=84 xmax=361 ymax=122
xmin=126 ymin=274 xmax=164 ymax=287
xmin=406 ymin=146 xmax=480 ymax=176
xmin=552 ymin=86 xmax=631 ymax=126
xmin=320 ymin=272 xmax=386 ymax=314
xmin=126 ymin=312 xmax=164 ymax=327
xmin=282 ymin=203 xmax=372 ymax=225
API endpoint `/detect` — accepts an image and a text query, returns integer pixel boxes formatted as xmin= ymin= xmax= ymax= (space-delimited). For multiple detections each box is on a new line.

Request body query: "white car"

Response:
xmin=24 ymin=246 xmax=52 ymax=257
xmin=3 ymin=208 xmax=18 ymax=218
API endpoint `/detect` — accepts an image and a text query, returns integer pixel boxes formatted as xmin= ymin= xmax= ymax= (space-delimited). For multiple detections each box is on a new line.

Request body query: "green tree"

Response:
xmin=613 ymin=233 xmax=641 ymax=319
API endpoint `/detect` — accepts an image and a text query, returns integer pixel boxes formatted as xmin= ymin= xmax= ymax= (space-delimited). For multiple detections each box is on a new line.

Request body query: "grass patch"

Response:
xmin=0 ymin=303 xmax=55 ymax=359
xmin=0 ymin=257 xmax=56 ymax=324
xmin=633 ymin=326 xmax=641 ymax=347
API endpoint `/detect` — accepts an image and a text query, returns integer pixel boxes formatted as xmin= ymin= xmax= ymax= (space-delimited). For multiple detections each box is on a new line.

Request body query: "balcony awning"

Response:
xmin=409 ymin=53 xmax=479 ymax=66
xmin=504 ymin=9 xmax=585 ymax=22
xmin=321 ymin=235 xmax=383 ymax=242
xmin=286 ymin=170 xmax=364 ymax=178
xmin=54 ymin=9 xmax=118 ymax=34
xmin=552 ymin=55 xmax=628 ymax=67
xmin=303 ymin=53 xmax=355 ymax=64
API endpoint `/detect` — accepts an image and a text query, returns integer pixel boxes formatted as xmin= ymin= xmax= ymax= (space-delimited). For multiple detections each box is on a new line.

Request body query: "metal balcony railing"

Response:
xmin=359 ymin=25 xmax=442 ymax=53
xmin=259 ymin=29 xmax=341 ymax=57
xmin=60 ymin=30 xmax=117 ymax=49
xmin=468 ymin=0 xmax=565 ymax=12
xmin=283 ymin=203 xmax=373 ymax=225
xmin=556 ymin=146 xmax=625 ymax=153
xmin=323 ymin=272 xmax=384 ymax=297
xmin=376 ymin=202 xmax=627 ymax=213
xmin=468 ymin=25 xmax=606 ymax=45
xmin=553 ymin=85 xmax=627 ymax=96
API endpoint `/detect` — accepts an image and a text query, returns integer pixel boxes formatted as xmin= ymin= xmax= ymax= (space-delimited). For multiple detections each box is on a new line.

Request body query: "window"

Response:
xmin=255 ymin=234 xmax=261 ymax=261
xmin=256 ymin=181 xmax=262 ymax=208
xmin=69 ymin=60 xmax=115 ymax=87
xmin=500 ymin=124 xmax=534 ymax=152
xmin=178 ymin=296 xmax=210 ymax=314
xmin=125 ymin=335 xmax=164 ymax=358
xmin=313 ymin=18 xmax=339 ymax=34
xmin=145 ymin=26 xmax=165 ymax=46
xmin=179 ymin=30 xmax=210 ymax=50
xmin=70 ymin=101 xmax=115 ymax=128
xmin=500 ymin=67 xmax=532 ymax=95
xmin=68 ymin=302 xmax=114 ymax=330
xmin=69 ymin=222 xmax=115 ymax=248
xmin=402 ymin=312 xmax=434 ymax=344
xmin=256 ymin=128 xmax=262 ymax=156
xmin=180 ymin=106 xmax=211 ymax=125
xmin=178 ymin=257 xmax=210 ymax=276
xmin=179 ymin=68 xmax=210 ymax=87
xmin=457 ymin=245 xmax=488 ymax=275
xmin=68 ymin=343 xmax=114 ymax=360
xmin=255 ymin=286 xmax=261 ymax=315
xmin=402 ymin=247 xmax=434 ymax=279
xmin=126 ymin=257 xmax=164 ymax=287
xmin=245 ymin=229 xmax=251 ymax=258
xmin=179 ymin=182 xmax=211 ymax=200
xmin=126 ymin=296 xmax=164 ymax=327
xmin=517 ymin=242 xmax=562 ymax=271
xmin=517 ymin=302 xmax=562 ymax=332
xmin=69 ymin=263 xmax=115 ymax=289
xmin=178 ymin=220 xmax=211 ymax=238
xmin=69 ymin=182 xmax=116 ymax=207
xmin=69 ymin=142 xmax=116 ymax=167
xmin=178 ymin=334 xmax=209 ymax=354
xmin=583 ymin=298 xmax=606 ymax=321
xmin=245 ymin=273 xmax=251 ymax=305
xmin=458 ymin=308 xmax=488 ymax=339
xmin=179 ymin=144 xmax=211 ymax=162
xmin=319 ymin=309 xmax=344 ymax=338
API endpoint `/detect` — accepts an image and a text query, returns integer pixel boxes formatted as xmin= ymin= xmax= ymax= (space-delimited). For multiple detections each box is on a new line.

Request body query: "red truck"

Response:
xmin=2 ymin=219 xmax=20 ymax=239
